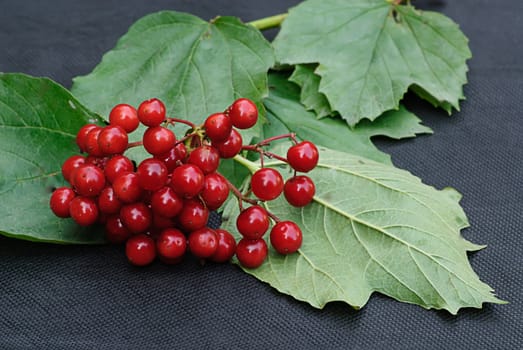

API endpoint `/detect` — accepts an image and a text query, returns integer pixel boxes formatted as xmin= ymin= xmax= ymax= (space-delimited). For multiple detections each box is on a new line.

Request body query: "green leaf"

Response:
xmin=273 ymin=0 xmax=471 ymax=125
xmin=289 ymin=64 xmax=333 ymax=119
xmin=71 ymin=11 xmax=275 ymax=145
xmin=264 ymin=71 xmax=431 ymax=164
xmin=0 ymin=73 xmax=106 ymax=244
xmin=222 ymin=148 xmax=505 ymax=313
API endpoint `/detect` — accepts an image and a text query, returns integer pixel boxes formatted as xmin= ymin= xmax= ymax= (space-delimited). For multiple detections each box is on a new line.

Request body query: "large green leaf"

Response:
xmin=223 ymin=148 xmax=504 ymax=313
xmin=273 ymin=0 xmax=471 ymax=126
xmin=263 ymin=71 xmax=431 ymax=164
xmin=289 ymin=64 xmax=333 ymax=119
xmin=0 ymin=73 xmax=106 ymax=244
xmin=72 ymin=11 xmax=275 ymax=145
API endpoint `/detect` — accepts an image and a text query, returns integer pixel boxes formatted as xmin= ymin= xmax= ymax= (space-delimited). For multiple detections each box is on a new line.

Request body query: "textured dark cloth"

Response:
xmin=0 ymin=1 xmax=521 ymax=349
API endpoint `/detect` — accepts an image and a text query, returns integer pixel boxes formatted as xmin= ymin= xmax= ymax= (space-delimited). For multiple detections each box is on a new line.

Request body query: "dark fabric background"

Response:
xmin=1 ymin=1 xmax=521 ymax=349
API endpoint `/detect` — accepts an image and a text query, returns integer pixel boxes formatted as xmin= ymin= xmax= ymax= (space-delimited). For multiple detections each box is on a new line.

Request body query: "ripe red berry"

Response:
xmin=136 ymin=158 xmax=168 ymax=191
xmin=286 ymin=141 xmax=319 ymax=173
xmin=227 ymin=98 xmax=258 ymax=129
xmin=98 ymin=125 xmax=129 ymax=155
xmin=105 ymin=215 xmax=131 ymax=244
xmin=283 ymin=175 xmax=316 ymax=207
xmin=188 ymin=227 xmax=218 ymax=259
xmin=236 ymin=205 xmax=270 ymax=239
xmin=104 ymin=155 xmax=134 ymax=183
xmin=72 ymin=164 xmax=106 ymax=197
xmin=204 ymin=112 xmax=232 ymax=142
xmin=212 ymin=128 xmax=243 ymax=159
xmin=138 ymin=98 xmax=166 ymax=127
xmin=120 ymin=202 xmax=152 ymax=234
xmin=235 ymin=238 xmax=268 ymax=269
xmin=200 ymin=173 xmax=229 ymax=210
xmin=49 ymin=187 xmax=76 ymax=218
xmin=209 ymin=229 xmax=237 ymax=263
xmin=170 ymin=164 xmax=205 ymax=198
xmin=126 ymin=234 xmax=156 ymax=266
xmin=150 ymin=186 xmax=183 ymax=218
xmin=270 ymin=221 xmax=303 ymax=254
xmin=250 ymin=168 xmax=284 ymax=201
xmin=76 ymin=124 xmax=99 ymax=153
xmin=97 ymin=186 xmax=122 ymax=214
xmin=84 ymin=127 xmax=104 ymax=157
xmin=177 ymin=198 xmax=209 ymax=232
xmin=112 ymin=172 xmax=142 ymax=203
xmin=156 ymin=228 xmax=187 ymax=264
xmin=187 ymin=145 xmax=220 ymax=175
xmin=143 ymin=126 xmax=176 ymax=156
xmin=69 ymin=196 xmax=99 ymax=226
xmin=155 ymin=143 xmax=187 ymax=172
xmin=109 ymin=104 xmax=139 ymax=133
xmin=61 ymin=155 xmax=86 ymax=183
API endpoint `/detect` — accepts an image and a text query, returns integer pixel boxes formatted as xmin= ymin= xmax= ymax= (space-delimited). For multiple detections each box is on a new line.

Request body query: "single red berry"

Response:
xmin=72 ymin=164 xmax=106 ymax=197
xmin=286 ymin=141 xmax=319 ymax=173
xmin=112 ymin=172 xmax=143 ymax=203
xmin=143 ymin=126 xmax=176 ymax=156
xmin=120 ymin=202 xmax=152 ymax=234
xmin=76 ymin=124 xmax=99 ymax=152
xmin=177 ymin=198 xmax=209 ymax=232
xmin=49 ymin=187 xmax=76 ymax=218
xmin=85 ymin=155 xmax=108 ymax=169
xmin=188 ymin=227 xmax=218 ymax=259
xmin=69 ymin=196 xmax=99 ymax=226
xmin=136 ymin=158 xmax=168 ymax=191
xmin=150 ymin=186 xmax=183 ymax=218
xmin=84 ymin=127 xmax=104 ymax=157
xmin=126 ymin=234 xmax=156 ymax=266
xmin=109 ymin=103 xmax=139 ymax=133
xmin=250 ymin=168 xmax=284 ymax=201
xmin=283 ymin=175 xmax=316 ymax=207
xmin=209 ymin=229 xmax=237 ymax=263
xmin=98 ymin=125 xmax=128 ymax=155
xmin=156 ymin=228 xmax=187 ymax=264
xmin=270 ymin=221 xmax=303 ymax=254
xmin=170 ymin=164 xmax=205 ymax=198
xmin=187 ymin=145 xmax=220 ymax=175
xmin=105 ymin=215 xmax=131 ymax=244
xmin=212 ymin=128 xmax=243 ymax=159
xmin=227 ymin=98 xmax=258 ymax=129
xmin=235 ymin=238 xmax=268 ymax=269
xmin=204 ymin=112 xmax=232 ymax=142
xmin=200 ymin=172 xmax=229 ymax=210
xmin=97 ymin=186 xmax=122 ymax=214
xmin=138 ymin=98 xmax=166 ymax=127
xmin=61 ymin=155 xmax=86 ymax=183
xmin=104 ymin=155 xmax=134 ymax=183
xmin=155 ymin=143 xmax=187 ymax=172
xmin=236 ymin=205 xmax=270 ymax=239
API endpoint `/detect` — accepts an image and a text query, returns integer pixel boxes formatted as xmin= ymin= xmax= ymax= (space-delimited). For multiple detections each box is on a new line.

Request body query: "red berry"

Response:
xmin=188 ymin=227 xmax=218 ymax=259
xmin=236 ymin=205 xmax=270 ymax=239
xmin=156 ymin=228 xmax=187 ymax=264
xmin=136 ymin=158 xmax=168 ymax=191
xmin=61 ymin=155 xmax=86 ymax=183
xmin=155 ymin=143 xmax=187 ymax=172
xmin=200 ymin=173 xmax=229 ymax=210
xmin=204 ymin=112 xmax=232 ymax=142
xmin=235 ymin=238 xmax=268 ymax=269
xmin=109 ymin=104 xmax=139 ymax=133
xmin=187 ymin=145 xmax=220 ymax=175
xmin=170 ymin=164 xmax=205 ymax=198
xmin=286 ymin=141 xmax=319 ymax=173
xmin=69 ymin=196 xmax=99 ymax=226
xmin=283 ymin=175 xmax=316 ymax=207
xmin=138 ymin=98 xmax=166 ymax=127
xmin=105 ymin=215 xmax=131 ymax=244
xmin=120 ymin=202 xmax=152 ymax=234
xmin=98 ymin=125 xmax=128 ymax=155
xmin=152 ymin=213 xmax=174 ymax=231
xmin=270 ymin=221 xmax=303 ymax=254
xmin=84 ymin=127 xmax=104 ymax=157
xmin=227 ymin=98 xmax=258 ymax=129
xmin=250 ymin=168 xmax=284 ymax=201
xmin=177 ymin=198 xmax=209 ymax=232
xmin=126 ymin=234 xmax=156 ymax=266
xmin=210 ymin=229 xmax=236 ymax=263
xmin=76 ymin=124 xmax=99 ymax=152
xmin=49 ymin=187 xmax=76 ymax=218
xmin=104 ymin=155 xmax=134 ymax=183
xmin=112 ymin=172 xmax=142 ymax=203
xmin=212 ymin=128 xmax=243 ymax=159
xmin=150 ymin=186 xmax=183 ymax=218
xmin=97 ymin=186 xmax=122 ymax=214
xmin=143 ymin=126 xmax=175 ymax=156
xmin=72 ymin=164 xmax=106 ymax=197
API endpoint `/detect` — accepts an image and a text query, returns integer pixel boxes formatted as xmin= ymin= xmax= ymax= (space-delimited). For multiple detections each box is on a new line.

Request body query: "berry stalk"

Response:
xmin=248 ymin=13 xmax=288 ymax=31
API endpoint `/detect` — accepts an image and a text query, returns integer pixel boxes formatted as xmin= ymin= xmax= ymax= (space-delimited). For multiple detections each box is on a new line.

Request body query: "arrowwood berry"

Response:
xmin=105 ymin=215 xmax=131 ymax=244
xmin=126 ymin=234 xmax=156 ymax=266
xmin=235 ymin=238 xmax=268 ymax=269
xmin=170 ymin=164 xmax=205 ymax=198
xmin=138 ymin=98 xmax=166 ymax=127
xmin=204 ymin=112 xmax=232 ymax=142
xmin=200 ymin=172 xmax=229 ymax=211
xmin=97 ymin=186 xmax=122 ymax=214
xmin=136 ymin=158 xmax=168 ymax=191
xmin=270 ymin=221 xmax=303 ymax=254
xmin=109 ymin=104 xmax=139 ymax=133
xmin=49 ymin=187 xmax=76 ymax=218
xmin=69 ymin=196 xmax=99 ymax=226
xmin=212 ymin=128 xmax=243 ymax=159
xmin=188 ymin=227 xmax=218 ymax=259
xmin=120 ymin=202 xmax=152 ymax=234
xmin=104 ymin=155 xmax=134 ymax=183
xmin=76 ymin=124 xmax=99 ymax=153
xmin=286 ymin=141 xmax=319 ymax=173
xmin=72 ymin=164 xmax=106 ymax=197
xmin=210 ymin=229 xmax=236 ymax=263
xmin=112 ymin=172 xmax=142 ymax=203
xmin=236 ymin=205 xmax=270 ymax=239
xmin=156 ymin=228 xmax=186 ymax=264
xmin=143 ymin=126 xmax=176 ymax=156
xmin=227 ymin=98 xmax=258 ymax=129
xmin=150 ymin=186 xmax=183 ymax=218
xmin=98 ymin=125 xmax=128 ymax=155
xmin=283 ymin=175 xmax=316 ymax=207
xmin=84 ymin=127 xmax=104 ymax=157
xmin=155 ymin=143 xmax=187 ymax=172
xmin=187 ymin=145 xmax=220 ymax=174
xmin=250 ymin=167 xmax=284 ymax=201
xmin=177 ymin=198 xmax=209 ymax=232
xmin=61 ymin=155 xmax=86 ymax=183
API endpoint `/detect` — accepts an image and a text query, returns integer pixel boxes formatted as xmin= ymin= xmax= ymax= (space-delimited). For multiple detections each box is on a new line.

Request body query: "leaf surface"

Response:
xmin=289 ymin=64 xmax=333 ymax=119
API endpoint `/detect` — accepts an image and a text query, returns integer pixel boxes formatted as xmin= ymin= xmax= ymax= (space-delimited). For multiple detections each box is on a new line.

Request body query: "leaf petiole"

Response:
xmin=248 ymin=13 xmax=288 ymax=31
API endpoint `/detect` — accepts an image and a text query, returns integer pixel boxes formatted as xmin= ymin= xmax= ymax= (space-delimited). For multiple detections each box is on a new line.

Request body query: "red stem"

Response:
xmin=166 ymin=117 xmax=197 ymax=129
xmin=127 ymin=140 xmax=143 ymax=149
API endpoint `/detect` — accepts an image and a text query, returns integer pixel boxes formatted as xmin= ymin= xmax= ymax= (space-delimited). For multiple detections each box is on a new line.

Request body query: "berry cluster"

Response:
xmin=49 ymin=97 xmax=318 ymax=268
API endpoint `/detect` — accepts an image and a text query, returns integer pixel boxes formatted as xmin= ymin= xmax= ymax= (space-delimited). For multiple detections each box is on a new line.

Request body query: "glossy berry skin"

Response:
xmin=138 ymin=98 xmax=166 ymax=127
xmin=283 ymin=175 xmax=316 ymax=207
xmin=72 ymin=165 xmax=106 ymax=197
xmin=187 ymin=146 xmax=220 ymax=175
xmin=120 ymin=202 xmax=152 ymax=234
xmin=98 ymin=125 xmax=128 ymax=155
xmin=143 ymin=126 xmax=176 ymax=156
xmin=49 ymin=187 xmax=76 ymax=218
xmin=227 ymin=98 xmax=258 ymax=129
xmin=97 ymin=186 xmax=122 ymax=214
xmin=61 ymin=155 xmax=86 ymax=183
xmin=136 ymin=158 xmax=168 ymax=191
xmin=286 ymin=141 xmax=319 ymax=173
xmin=112 ymin=172 xmax=142 ymax=203
xmin=150 ymin=186 xmax=183 ymax=218
xmin=69 ymin=196 xmax=99 ymax=226
xmin=170 ymin=164 xmax=205 ymax=198
xmin=235 ymin=238 xmax=268 ymax=269
xmin=200 ymin=173 xmax=229 ymax=210
xmin=126 ymin=234 xmax=156 ymax=266
xmin=109 ymin=104 xmax=139 ymax=133
xmin=250 ymin=168 xmax=284 ymax=201
xmin=270 ymin=221 xmax=303 ymax=254
xmin=84 ymin=127 xmax=104 ymax=157
xmin=105 ymin=215 xmax=131 ymax=244
xmin=210 ymin=229 xmax=237 ymax=263
xmin=212 ymin=128 xmax=243 ymax=159
xmin=76 ymin=124 xmax=99 ymax=153
xmin=188 ymin=227 xmax=218 ymax=259
xmin=155 ymin=143 xmax=187 ymax=172
xmin=104 ymin=155 xmax=134 ymax=183
xmin=236 ymin=205 xmax=270 ymax=239
xmin=177 ymin=198 xmax=209 ymax=232
xmin=156 ymin=228 xmax=187 ymax=264
xmin=204 ymin=112 xmax=232 ymax=142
